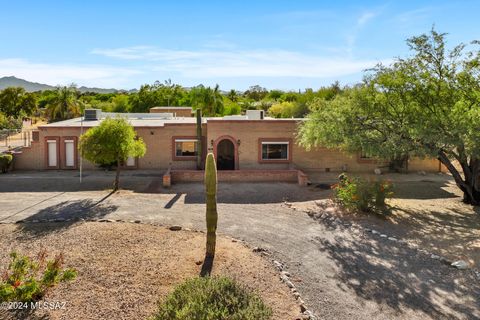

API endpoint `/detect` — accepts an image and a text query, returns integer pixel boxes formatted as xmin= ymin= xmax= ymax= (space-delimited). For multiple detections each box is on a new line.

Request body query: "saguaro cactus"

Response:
xmin=205 ymin=153 xmax=218 ymax=258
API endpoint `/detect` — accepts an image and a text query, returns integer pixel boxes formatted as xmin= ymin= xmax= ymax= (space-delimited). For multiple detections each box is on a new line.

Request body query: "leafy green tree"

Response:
xmin=79 ymin=117 xmax=146 ymax=190
xmin=0 ymin=87 xmax=37 ymax=118
xmin=46 ymin=85 xmax=81 ymax=121
xmin=298 ymin=29 xmax=480 ymax=205
xmin=129 ymin=80 xmax=187 ymax=112
xmin=244 ymin=85 xmax=268 ymax=101
xmin=191 ymin=84 xmax=224 ymax=116
xmin=268 ymin=101 xmax=295 ymax=118
xmin=111 ymin=94 xmax=131 ymax=112
xmin=266 ymin=89 xmax=284 ymax=101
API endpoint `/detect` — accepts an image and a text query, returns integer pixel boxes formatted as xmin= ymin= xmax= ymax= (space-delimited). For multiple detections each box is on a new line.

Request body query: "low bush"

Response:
xmin=332 ymin=173 xmax=393 ymax=214
xmin=0 ymin=154 xmax=13 ymax=173
xmin=151 ymin=276 xmax=272 ymax=320
xmin=0 ymin=250 xmax=77 ymax=302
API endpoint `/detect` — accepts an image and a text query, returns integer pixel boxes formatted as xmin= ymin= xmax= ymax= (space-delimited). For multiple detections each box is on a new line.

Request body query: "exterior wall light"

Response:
xmin=237 ymin=139 xmax=241 ymax=146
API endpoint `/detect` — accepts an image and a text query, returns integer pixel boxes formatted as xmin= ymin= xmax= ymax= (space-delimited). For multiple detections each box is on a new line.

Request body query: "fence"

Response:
xmin=0 ymin=129 xmax=34 ymax=152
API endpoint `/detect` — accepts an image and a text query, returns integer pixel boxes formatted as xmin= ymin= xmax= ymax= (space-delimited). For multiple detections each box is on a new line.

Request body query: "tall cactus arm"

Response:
xmin=205 ymin=153 xmax=218 ymax=258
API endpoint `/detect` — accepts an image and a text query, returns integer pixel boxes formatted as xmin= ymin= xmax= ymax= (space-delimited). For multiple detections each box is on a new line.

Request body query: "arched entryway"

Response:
xmin=214 ymin=136 xmax=238 ymax=170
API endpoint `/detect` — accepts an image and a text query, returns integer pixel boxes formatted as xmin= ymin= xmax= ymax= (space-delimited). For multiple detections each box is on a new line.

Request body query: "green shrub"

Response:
xmin=0 ymin=250 xmax=77 ymax=302
xmin=152 ymin=276 xmax=272 ymax=320
xmin=332 ymin=174 xmax=393 ymax=214
xmin=0 ymin=154 xmax=13 ymax=173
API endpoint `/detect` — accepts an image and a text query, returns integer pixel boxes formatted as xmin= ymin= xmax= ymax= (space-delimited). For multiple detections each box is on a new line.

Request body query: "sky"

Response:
xmin=0 ymin=0 xmax=479 ymax=91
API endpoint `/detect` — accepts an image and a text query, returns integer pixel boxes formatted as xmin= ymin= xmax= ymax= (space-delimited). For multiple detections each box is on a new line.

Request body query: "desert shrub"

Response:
xmin=152 ymin=276 xmax=272 ymax=320
xmin=0 ymin=154 xmax=13 ymax=173
xmin=332 ymin=174 xmax=393 ymax=214
xmin=0 ymin=250 xmax=77 ymax=302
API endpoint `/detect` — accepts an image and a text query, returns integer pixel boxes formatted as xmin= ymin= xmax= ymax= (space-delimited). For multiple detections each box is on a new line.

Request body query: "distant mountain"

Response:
xmin=0 ymin=76 xmax=135 ymax=93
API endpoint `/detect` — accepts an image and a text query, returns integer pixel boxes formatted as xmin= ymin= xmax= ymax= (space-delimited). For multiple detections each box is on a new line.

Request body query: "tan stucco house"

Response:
xmin=12 ymin=107 xmax=443 ymax=183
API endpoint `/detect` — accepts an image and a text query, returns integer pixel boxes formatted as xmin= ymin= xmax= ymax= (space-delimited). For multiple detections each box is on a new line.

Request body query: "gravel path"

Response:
xmin=1 ymin=171 xmax=479 ymax=319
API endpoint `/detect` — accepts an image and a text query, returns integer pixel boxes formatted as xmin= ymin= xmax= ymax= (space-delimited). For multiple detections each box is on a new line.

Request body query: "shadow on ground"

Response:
xmin=16 ymin=193 xmax=118 ymax=238
xmin=316 ymin=235 xmax=480 ymax=320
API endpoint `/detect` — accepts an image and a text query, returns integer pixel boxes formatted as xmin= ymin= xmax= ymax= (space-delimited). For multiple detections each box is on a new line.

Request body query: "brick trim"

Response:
xmin=172 ymin=136 xmax=199 ymax=161
xmin=213 ymin=135 xmax=239 ymax=170
xmin=258 ymin=138 xmax=293 ymax=164
xmin=44 ymin=136 xmax=60 ymax=169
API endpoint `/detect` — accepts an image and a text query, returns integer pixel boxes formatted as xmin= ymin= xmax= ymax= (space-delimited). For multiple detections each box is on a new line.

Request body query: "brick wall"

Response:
xmin=12 ymin=119 xmax=441 ymax=173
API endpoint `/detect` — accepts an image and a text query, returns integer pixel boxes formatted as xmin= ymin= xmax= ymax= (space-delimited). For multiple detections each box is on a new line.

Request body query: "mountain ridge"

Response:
xmin=0 ymin=76 xmax=135 ymax=93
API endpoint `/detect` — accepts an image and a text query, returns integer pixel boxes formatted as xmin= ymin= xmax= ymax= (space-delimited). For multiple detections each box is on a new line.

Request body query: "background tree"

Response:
xmin=243 ymin=85 xmax=268 ymax=101
xmin=191 ymin=84 xmax=224 ymax=116
xmin=79 ymin=117 xmax=146 ymax=190
xmin=46 ymin=85 xmax=81 ymax=121
xmin=0 ymin=87 xmax=37 ymax=118
xmin=298 ymin=29 xmax=480 ymax=205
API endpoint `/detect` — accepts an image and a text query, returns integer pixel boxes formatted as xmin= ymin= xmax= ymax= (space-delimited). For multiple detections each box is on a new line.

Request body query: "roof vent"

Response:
xmin=84 ymin=109 xmax=101 ymax=121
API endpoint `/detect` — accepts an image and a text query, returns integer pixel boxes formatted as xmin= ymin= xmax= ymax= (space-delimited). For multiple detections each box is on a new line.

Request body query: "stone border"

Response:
xmin=301 ymin=202 xmax=480 ymax=282
xmin=1 ymin=218 xmax=315 ymax=319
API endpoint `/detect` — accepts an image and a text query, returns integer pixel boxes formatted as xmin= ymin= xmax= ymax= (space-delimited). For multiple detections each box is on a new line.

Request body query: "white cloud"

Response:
xmin=91 ymin=46 xmax=383 ymax=79
xmin=0 ymin=58 xmax=142 ymax=88
xmin=357 ymin=12 xmax=376 ymax=26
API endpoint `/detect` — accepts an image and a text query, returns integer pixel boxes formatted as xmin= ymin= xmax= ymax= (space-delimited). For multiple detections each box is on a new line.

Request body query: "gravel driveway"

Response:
xmin=1 ymin=171 xmax=479 ymax=320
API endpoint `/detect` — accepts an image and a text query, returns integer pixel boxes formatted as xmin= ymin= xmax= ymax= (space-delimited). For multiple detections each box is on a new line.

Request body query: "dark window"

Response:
xmin=175 ymin=140 xmax=197 ymax=157
xmin=262 ymin=142 xmax=289 ymax=160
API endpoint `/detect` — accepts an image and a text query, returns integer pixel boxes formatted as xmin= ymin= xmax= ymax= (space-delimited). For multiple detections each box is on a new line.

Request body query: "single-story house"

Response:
xmin=12 ymin=107 xmax=444 ymax=183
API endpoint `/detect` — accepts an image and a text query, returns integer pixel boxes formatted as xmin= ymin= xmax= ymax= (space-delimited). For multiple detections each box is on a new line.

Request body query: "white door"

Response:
xmin=126 ymin=156 xmax=135 ymax=167
xmin=47 ymin=140 xmax=57 ymax=167
xmin=65 ymin=140 xmax=74 ymax=167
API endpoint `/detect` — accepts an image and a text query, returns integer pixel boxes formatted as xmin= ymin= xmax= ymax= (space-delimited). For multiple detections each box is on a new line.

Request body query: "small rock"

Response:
xmin=380 ymin=234 xmax=388 ymax=238
xmin=284 ymin=279 xmax=295 ymax=288
xmin=293 ymin=292 xmax=301 ymax=299
xmin=388 ymin=237 xmax=398 ymax=241
xmin=300 ymin=303 xmax=307 ymax=313
xmin=281 ymin=271 xmax=291 ymax=277
xmin=371 ymin=230 xmax=379 ymax=235
xmin=364 ymin=228 xmax=371 ymax=232
xmin=253 ymin=247 xmax=266 ymax=253
xmin=134 ymin=220 xmax=141 ymax=224
xmin=195 ymin=260 xmax=203 ymax=265
xmin=451 ymin=260 xmax=469 ymax=270
xmin=15 ymin=220 xmax=24 ymax=224
xmin=32 ymin=219 xmax=39 ymax=223
xmin=374 ymin=168 xmax=382 ymax=175
xmin=231 ymin=239 xmax=238 ymax=243
xmin=169 ymin=225 xmax=182 ymax=231
xmin=273 ymin=260 xmax=283 ymax=271
xmin=418 ymin=171 xmax=427 ymax=176
xmin=430 ymin=254 xmax=440 ymax=260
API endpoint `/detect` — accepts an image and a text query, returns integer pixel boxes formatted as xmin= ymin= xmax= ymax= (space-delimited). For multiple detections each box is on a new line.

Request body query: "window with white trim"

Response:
xmin=175 ymin=139 xmax=198 ymax=157
xmin=261 ymin=142 xmax=289 ymax=160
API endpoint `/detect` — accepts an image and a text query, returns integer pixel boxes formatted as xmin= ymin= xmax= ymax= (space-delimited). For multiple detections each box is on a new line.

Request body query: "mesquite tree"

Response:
xmin=204 ymin=153 xmax=218 ymax=257
xmin=298 ymin=29 xmax=480 ymax=205
xmin=80 ymin=117 xmax=146 ymax=190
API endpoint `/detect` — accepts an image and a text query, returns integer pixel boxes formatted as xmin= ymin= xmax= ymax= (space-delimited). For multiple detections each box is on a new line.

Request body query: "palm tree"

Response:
xmin=191 ymin=84 xmax=224 ymax=116
xmin=46 ymin=85 xmax=80 ymax=121
xmin=227 ymin=89 xmax=238 ymax=102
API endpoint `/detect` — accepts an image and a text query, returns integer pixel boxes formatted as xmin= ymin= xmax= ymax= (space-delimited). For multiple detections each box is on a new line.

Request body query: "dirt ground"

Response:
xmin=298 ymin=172 xmax=480 ymax=266
xmin=0 ymin=222 xmax=300 ymax=320
xmin=0 ymin=171 xmax=479 ymax=319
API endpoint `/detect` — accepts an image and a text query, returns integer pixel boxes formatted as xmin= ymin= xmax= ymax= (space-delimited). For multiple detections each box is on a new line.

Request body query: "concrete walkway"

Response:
xmin=0 ymin=171 xmax=479 ymax=320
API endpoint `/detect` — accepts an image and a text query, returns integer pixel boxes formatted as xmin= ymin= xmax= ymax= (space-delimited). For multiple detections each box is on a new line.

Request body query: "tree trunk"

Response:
xmin=114 ymin=158 xmax=121 ymax=191
xmin=438 ymin=151 xmax=480 ymax=206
